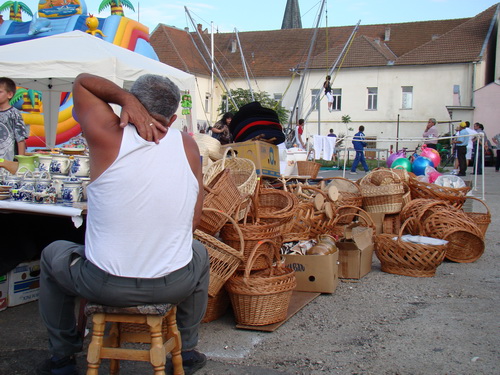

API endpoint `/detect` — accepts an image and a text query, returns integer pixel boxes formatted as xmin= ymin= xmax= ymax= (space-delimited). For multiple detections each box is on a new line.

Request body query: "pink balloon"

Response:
xmin=420 ymin=148 xmax=441 ymax=168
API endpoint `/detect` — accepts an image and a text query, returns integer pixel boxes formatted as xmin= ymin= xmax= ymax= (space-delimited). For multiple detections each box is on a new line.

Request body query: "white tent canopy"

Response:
xmin=0 ymin=30 xmax=196 ymax=147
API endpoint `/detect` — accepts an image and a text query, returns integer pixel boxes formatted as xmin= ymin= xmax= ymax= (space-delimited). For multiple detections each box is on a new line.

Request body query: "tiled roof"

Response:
xmin=151 ymin=4 xmax=499 ymax=77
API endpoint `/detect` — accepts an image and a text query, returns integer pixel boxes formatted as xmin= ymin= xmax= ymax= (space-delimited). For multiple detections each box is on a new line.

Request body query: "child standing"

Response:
xmin=0 ymin=77 xmax=28 ymax=161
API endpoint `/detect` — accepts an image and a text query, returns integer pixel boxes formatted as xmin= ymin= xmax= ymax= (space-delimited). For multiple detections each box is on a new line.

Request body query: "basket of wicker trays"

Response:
xmin=359 ymin=169 xmax=405 ymax=214
xmin=194 ymin=208 xmax=244 ymax=297
xmin=225 ymin=240 xmax=296 ymax=326
xmin=374 ymin=218 xmax=448 ymax=277
xmin=423 ymin=211 xmax=484 ymax=263
xmin=461 ymin=196 xmax=490 ymax=238
xmin=247 ymin=187 xmax=299 ymax=227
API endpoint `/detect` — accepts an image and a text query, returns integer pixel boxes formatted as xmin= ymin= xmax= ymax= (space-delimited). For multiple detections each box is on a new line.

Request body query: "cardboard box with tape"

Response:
xmin=336 ymin=226 xmax=374 ymax=279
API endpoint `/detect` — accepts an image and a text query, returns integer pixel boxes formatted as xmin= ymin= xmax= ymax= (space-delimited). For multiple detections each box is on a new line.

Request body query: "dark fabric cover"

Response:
xmin=229 ymin=102 xmax=285 ymax=145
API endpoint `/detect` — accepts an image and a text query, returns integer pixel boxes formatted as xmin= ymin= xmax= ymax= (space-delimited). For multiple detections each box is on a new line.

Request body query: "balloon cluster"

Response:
xmin=388 ymin=147 xmax=441 ymax=176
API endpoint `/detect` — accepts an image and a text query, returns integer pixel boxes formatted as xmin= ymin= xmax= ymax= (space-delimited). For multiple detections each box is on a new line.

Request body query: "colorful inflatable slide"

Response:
xmin=0 ymin=0 xmax=158 ymax=146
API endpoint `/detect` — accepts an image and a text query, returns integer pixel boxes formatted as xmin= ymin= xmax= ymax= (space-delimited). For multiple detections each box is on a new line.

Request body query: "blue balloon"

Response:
xmin=412 ymin=156 xmax=433 ymax=176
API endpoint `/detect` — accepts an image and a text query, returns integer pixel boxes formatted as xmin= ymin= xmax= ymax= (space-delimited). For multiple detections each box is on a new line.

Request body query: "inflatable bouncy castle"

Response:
xmin=0 ymin=0 xmax=158 ymax=147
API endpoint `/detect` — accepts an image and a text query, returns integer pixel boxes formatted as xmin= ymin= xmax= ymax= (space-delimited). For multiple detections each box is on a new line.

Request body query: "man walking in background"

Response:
xmin=350 ymin=125 xmax=369 ymax=174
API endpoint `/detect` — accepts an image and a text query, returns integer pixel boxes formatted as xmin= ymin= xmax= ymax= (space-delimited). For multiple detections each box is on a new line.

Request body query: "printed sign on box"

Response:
xmin=8 ymin=260 xmax=41 ymax=307
xmin=223 ymin=141 xmax=280 ymax=177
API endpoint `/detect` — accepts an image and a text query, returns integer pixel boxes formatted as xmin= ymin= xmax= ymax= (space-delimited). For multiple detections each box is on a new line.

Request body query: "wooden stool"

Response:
xmin=84 ymin=303 xmax=184 ymax=375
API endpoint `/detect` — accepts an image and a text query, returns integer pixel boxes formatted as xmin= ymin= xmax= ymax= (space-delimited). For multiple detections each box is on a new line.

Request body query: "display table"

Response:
xmin=0 ymin=201 xmax=86 ymax=228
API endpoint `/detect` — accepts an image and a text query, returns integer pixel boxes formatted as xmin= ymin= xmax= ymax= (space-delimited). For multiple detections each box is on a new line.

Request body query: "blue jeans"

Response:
xmin=39 ymin=240 xmax=209 ymax=358
xmin=351 ymin=150 xmax=369 ymax=172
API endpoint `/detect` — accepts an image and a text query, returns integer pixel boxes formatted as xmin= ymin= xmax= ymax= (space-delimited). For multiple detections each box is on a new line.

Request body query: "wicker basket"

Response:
xmin=194 ymin=208 xmax=244 ymax=297
xmin=423 ymin=212 xmax=484 ymax=263
xmin=220 ymin=214 xmax=282 ymax=271
xmin=203 ymin=147 xmax=258 ymax=198
xmin=198 ymin=169 xmax=244 ymax=236
xmin=225 ymin=240 xmax=296 ymax=326
xmin=400 ymin=198 xmax=456 ymax=234
xmin=375 ymin=218 xmax=448 ymax=277
xmin=408 ymin=177 xmax=470 ymax=208
xmin=201 ymin=287 xmax=230 ymax=323
xmin=382 ymin=213 xmax=401 ymax=235
xmin=461 ymin=196 xmax=490 ymax=238
xmin=359 ymin=170 xmax=404 ymax=214
xmin=248 ymin=187 xmax=298 ymax=225
xmin=296 ymin=161 xmax=321 ymax=178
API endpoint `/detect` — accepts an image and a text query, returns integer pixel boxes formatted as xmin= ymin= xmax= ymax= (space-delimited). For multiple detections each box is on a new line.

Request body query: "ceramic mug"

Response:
xmin=61 ymin=178 xmax=83 ymax=204
xmin=35 ymin=171 xmax=52 ymax=193
xmin=50 ymin=155 xmax=71 ymax=175
xmin=5 ymin=174 xmax=21 ymax=190
xmin=51 ymin=175 xmax=67 ymax=199
xmin=36 ymin=154 xmax=53 ymax=172
xmin=70 ymin=155 xmax=90 ymax=177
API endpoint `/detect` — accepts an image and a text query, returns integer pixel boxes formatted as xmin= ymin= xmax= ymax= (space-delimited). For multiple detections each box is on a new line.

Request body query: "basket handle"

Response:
xmin=220 ymin=147 xmax=237 ymax=170
xmin=242 ymin=239 xmax=280 ymax=281
xmin=396 ymin=218 xmax=422 ymax=245
xmin=201 ymin=207 xmax=245 ymax=260
xmin=359 ymin=168 xmax=402 ymax=186
xmin=464 ymin=196 xmax=490 ymax=215
xmin=332 ymin=205 xmax=375 ymax=229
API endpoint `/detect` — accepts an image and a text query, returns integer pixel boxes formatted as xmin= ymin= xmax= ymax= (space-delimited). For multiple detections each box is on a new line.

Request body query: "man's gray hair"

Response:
xmin=428 ymin=118 xmax=436 ymax=125
xmin=130 ymin=74 xmax=180 ymax=120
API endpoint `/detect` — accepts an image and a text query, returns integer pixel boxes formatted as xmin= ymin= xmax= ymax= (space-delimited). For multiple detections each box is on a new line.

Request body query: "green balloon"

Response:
xmin=391 ymin=157 xmax=412 ymax=172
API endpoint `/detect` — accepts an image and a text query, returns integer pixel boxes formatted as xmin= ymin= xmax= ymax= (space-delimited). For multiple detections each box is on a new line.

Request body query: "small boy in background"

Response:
xmin=0 ymin=77 xmax=29 ymax=161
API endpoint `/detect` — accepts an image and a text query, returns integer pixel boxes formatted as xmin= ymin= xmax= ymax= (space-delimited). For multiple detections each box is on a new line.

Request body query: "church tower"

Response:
xmin=281 ymin=0 xmax=302 ymax=29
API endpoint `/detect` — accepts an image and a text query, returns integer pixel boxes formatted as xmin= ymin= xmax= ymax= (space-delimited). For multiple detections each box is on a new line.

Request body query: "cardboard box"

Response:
xmin=336 ymin=226 xmax=374 ymax=279
xmin=223 ymin=141 xmax=280 ymax=177
xmin=284 ymin=251 xmax=339 ymax=293
xmin=0 ymin=274 xmax=7 ymax=311
xmin=8 ymin=260 xmax=41 ymax=307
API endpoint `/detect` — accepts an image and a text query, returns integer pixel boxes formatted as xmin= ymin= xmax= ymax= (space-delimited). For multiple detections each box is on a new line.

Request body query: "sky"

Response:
xmin=11 ymin=0 xmax=500 ymax=34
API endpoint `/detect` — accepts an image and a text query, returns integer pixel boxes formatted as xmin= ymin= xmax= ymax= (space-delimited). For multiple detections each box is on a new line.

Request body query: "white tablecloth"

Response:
xmin=0 ymin=200 xmax=85 ymax=228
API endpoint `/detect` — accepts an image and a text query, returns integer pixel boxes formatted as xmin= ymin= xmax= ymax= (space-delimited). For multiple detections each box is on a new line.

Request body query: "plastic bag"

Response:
xmin=434 ymin=175 xmax=466 ymax=188
xmin=424 ymin=166 xmax=442 ymax=184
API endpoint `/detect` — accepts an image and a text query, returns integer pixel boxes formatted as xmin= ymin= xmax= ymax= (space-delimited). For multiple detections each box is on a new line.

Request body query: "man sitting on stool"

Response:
xmin=36 ymin=73 xmax=209 ymax=375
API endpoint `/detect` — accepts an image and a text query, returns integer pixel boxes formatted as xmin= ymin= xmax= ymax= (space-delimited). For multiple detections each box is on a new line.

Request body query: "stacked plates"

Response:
xmin=0 ymin=185 xmax=12 ymax=200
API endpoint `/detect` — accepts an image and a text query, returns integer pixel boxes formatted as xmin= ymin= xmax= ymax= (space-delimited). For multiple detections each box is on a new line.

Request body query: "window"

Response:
xmin=332 ymin=88 xmax=342 ymax=111
xmin=402 ymin=86 xmax=413 ymax=109
xmin=311 ymin=89 xmax=320 ymax=111
xmin=221 ymin=95 xmax=229 ymax=113
xmin=367 ymin=87 xmax=378 ymax=110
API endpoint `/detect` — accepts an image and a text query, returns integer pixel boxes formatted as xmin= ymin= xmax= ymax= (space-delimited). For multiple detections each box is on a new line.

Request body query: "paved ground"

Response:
xmin=0 ymin=165 xmax=498 ymax=375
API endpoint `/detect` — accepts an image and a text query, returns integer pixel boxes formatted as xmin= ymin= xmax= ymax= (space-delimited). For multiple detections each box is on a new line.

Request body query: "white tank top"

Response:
xmin=85 ymin=126 xmax=198 ymax=278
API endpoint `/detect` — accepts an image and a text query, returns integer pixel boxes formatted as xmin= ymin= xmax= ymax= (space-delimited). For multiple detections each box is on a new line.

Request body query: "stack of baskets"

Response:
xmin=359 ymin=169 xmax=405 ymax=214
xmin=225 ymin=240 xmax=296 ymax=326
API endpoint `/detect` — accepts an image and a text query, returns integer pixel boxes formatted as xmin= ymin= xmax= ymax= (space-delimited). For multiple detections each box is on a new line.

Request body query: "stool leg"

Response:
xmin=166 ymin=308 xmax=184 ymax=375
xmin=147 ymin=315 xmax=167 ymax=375
xmin=109 ymin=322 xmax=120 ymax=375
xmin=86 ymin=313 xmax=105 ymax=375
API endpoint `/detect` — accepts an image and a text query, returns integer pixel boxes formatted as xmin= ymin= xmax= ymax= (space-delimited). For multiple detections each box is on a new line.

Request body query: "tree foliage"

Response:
xmin=218 ymin=88 xmax=289 ymax=125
